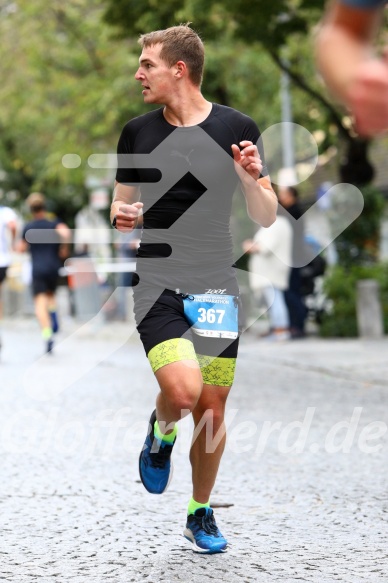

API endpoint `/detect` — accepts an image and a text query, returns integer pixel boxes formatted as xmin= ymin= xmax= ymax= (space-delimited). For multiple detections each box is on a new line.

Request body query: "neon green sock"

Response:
xmin=154 ymin=419 xmax=177 ymax=444
xmin=188 ymin=497 xmax=210 ymax=516
xmin=42 ymin=327 xmax=53 ymax=340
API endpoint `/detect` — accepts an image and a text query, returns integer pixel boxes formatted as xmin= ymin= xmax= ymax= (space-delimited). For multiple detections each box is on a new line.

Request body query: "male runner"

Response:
xmin=19 ymin=193 xmax=70 ymax=353
xmin=111 ymin=25 xmax=277 ymax=553
xmin=316 ymin=0 xmax=388 ymax=136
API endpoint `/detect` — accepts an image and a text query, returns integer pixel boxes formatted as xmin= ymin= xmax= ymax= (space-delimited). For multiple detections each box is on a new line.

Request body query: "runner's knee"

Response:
xmin=160 ymin=378 xmax=202 ymax=417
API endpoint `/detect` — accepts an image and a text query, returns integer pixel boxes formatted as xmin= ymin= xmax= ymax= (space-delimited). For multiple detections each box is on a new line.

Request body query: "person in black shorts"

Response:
xmin=110 ymin=25 xmax=278 ymax=553
xmin=18 ymin=193 xmax=70 ymax=353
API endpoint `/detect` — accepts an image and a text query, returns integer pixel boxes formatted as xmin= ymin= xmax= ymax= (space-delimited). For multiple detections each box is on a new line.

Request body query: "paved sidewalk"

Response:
xmin=0 ymin=317 xmax=387 ymax=583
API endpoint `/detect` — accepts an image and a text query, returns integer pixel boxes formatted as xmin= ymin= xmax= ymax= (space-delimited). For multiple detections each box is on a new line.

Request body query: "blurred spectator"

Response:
xmin=0 ymin=205 xmax=17 ymax=355
xmin=278 ymin=186 xmax=308 ymax=339
xmin=316 ymin=0 xmax=388 ymax=137
xmin=243 ymin=213 xmax=293 ymax=341
xmin=17 ymin=193 xmax=70 ymax=354
xmin=74 ymin=203 xmax=111 ymax=283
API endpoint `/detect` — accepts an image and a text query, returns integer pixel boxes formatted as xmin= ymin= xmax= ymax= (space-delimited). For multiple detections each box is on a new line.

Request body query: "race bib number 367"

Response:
xmin=182 ymin=294 xmax=239 ymax=339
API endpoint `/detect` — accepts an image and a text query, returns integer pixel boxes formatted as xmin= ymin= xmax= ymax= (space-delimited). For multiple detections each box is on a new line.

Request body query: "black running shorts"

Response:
xmin=134 ymin=288 xmax=244 ymax=387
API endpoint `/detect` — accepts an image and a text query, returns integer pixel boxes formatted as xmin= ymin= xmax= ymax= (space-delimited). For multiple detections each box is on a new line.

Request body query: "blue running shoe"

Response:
xmin=183 ymin=507 xmax=227 ymax=553
xmin=50 ymin=311 xmax=59 ymax=334
xmin=138 ymin=410 xmax=175 ymax=494
xmin=46 ymin=338 xmax=54 ymax=354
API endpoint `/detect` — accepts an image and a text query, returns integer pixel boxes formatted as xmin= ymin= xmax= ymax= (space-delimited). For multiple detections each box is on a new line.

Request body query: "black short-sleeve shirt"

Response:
xmin=116 ymin=103 xmax=267 ymax=290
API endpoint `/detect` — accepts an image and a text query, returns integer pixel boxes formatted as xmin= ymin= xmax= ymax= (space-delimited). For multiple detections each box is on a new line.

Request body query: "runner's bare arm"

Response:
xmin=55 ymin=222 xmax=71 ymax=259
xmin=110 ymin=181 xmax=143 ymax=232
xmin=231 ymin=142 xmax=278 ymax=227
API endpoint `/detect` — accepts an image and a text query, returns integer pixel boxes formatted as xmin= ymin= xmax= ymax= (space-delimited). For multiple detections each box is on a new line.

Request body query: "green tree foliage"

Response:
xmin=329 ymin=185 xmax=386 ymax=267
xmin=0 ymin=0 xmax=143 ymax=219
xmin=104 ymin=0 xmax=324 ymax=47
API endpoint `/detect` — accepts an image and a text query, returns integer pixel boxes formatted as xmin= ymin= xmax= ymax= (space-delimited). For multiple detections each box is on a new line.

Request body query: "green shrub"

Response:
xmin=329 ymin=185 xmax=385 ymax=267
xmin=320 ymin=263 xmax=388 ymax=337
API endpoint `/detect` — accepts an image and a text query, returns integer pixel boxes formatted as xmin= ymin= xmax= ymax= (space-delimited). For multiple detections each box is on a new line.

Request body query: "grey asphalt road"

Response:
xmin=0 ymin=316 xmax=387 ymax=583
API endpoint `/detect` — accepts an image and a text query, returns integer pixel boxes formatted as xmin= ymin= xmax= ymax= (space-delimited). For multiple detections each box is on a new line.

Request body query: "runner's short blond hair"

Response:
xmin=139 ymin=25 xmax=204 ymax=86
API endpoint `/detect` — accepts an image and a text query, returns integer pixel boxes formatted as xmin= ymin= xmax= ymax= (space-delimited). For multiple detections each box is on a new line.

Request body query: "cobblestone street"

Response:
xmin=1 ymin=316 xmax=387 ymax=582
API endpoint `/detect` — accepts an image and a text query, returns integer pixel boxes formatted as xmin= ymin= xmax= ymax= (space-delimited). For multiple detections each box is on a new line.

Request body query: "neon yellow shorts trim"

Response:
xmin=148 ymin=338 xmax=197 ymax=372
xmin=196 ymin=353 xmax=236 ymax=386
xmin=147 ymin=339 xmax=236 ymax=386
